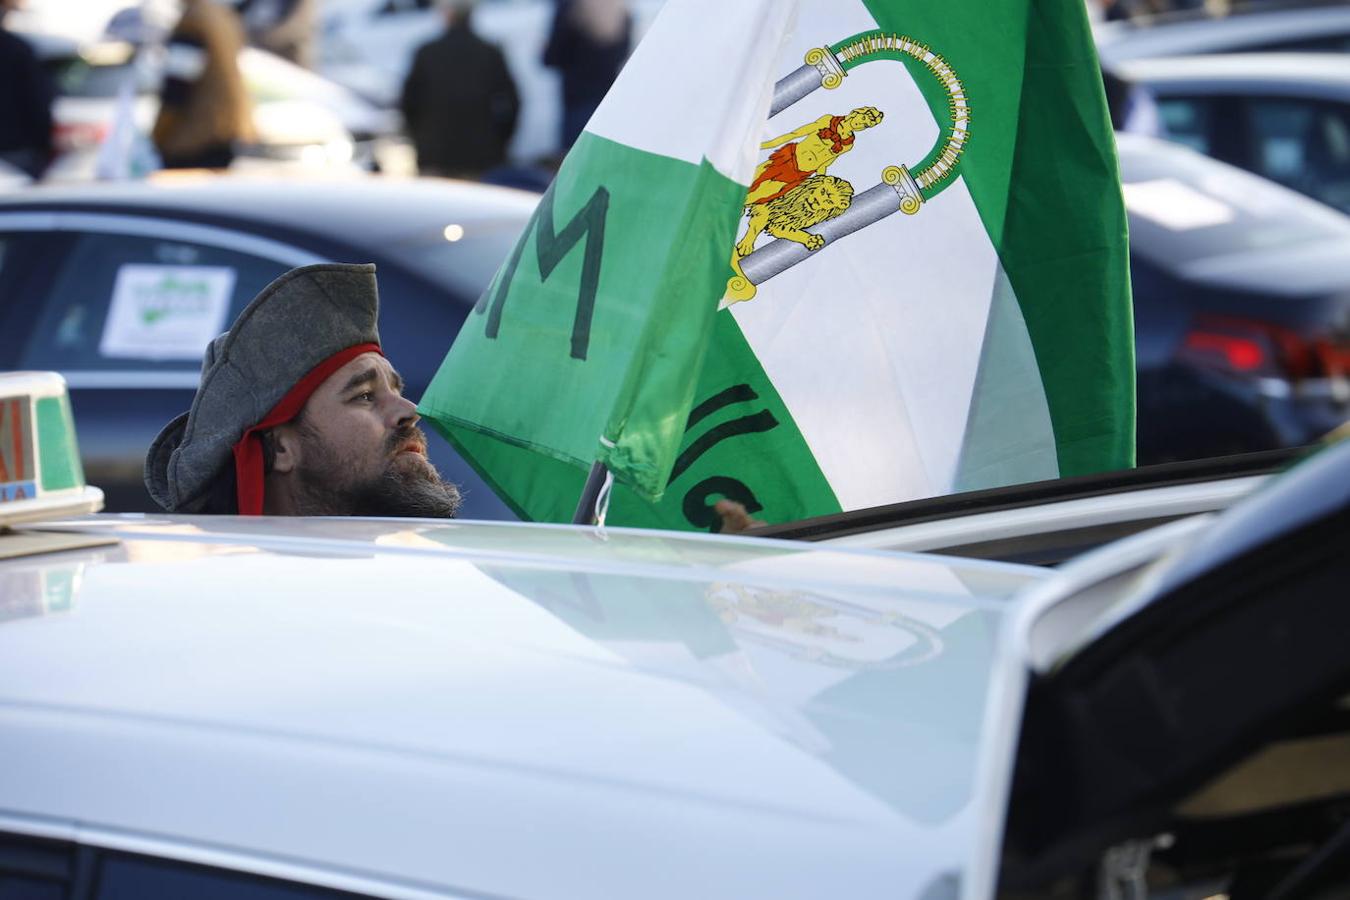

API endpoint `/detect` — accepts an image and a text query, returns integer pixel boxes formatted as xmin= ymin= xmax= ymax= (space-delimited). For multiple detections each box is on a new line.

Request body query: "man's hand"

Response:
xmin=715 ymin=499 xmax=766 ymax=534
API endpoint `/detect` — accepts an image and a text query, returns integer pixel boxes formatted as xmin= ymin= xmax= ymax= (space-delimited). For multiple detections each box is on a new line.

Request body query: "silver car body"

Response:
xmin=1113 ymin=51 xmax=1350 ymax=103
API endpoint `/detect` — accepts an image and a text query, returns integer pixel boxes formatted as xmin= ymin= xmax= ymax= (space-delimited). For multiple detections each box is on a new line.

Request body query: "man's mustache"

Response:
xmin=386 ymin=423 xmax=428 ymax=456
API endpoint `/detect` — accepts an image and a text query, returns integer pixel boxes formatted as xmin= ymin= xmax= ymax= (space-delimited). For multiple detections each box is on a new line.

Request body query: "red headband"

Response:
xmin=231 ymin=343 xmax=382 ymax=515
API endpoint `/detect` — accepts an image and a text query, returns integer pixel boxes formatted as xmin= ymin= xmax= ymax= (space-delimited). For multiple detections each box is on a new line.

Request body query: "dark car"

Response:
xmin=0 ymin=174 xmax=537 ymax=517
xmin=1119 ymin=133 xmax=1350 ymax=463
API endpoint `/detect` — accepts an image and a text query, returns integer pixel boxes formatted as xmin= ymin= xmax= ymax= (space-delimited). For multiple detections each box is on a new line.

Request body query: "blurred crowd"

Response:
xmin=0 ymin=0 xmax=635 ymax=186
xmin=0 ymin=0 xmax=1342 ymax=186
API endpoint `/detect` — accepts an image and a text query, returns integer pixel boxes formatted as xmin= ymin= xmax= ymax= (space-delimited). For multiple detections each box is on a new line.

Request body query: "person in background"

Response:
xmin=543 ymin=0 xmax=630 ymax=153
xmin=0 ymin=0 xmax=54 ymax=179
xmin=400 ymin=0 xmax=520 ymax=180
xmin=152 ymin=0 xmax=256 ymax=170
xmin=234 ymin=0 xmax=316 ymax=68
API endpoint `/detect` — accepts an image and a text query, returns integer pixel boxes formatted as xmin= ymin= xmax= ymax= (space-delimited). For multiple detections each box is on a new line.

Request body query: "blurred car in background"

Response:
xmin=0 ymin=0 xmax=148 ymax=44
xmin=1096 ymin=1 xmax=1350 ymax=65
xmin=17 ymin=29 xmax=407 ymax=180
xmin=1112 ymin=52 xmax=1350 ymax=215
xmin=318 ymin=0 xmax=666 ymax=163
xmin=0 ymin=174 xmax=536 ymax=517
xmin=0 ymin=160 xmax=32 ymax=192
xmin=1118 ymin=133 xmax=1350 ymax=464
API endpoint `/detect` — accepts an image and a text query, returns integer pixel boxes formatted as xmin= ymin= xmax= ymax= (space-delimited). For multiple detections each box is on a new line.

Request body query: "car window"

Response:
xmin=1249 ymin=33 xmax=1350 ymax=54
xmin=376 ymin=0 xmax=432 ymax=14
xmin=1247 ymin=98 xmax=1350 ymax=214
xmin=96 ymin=854 xmax=375 ymax=900
xmin=1156 ymin=96 xmax=1212 ymax=155
xmin=17 ymin=231 xmax=292 ymax=372
xmin=0 ymin=875 xmax=64 ymax=900
xmin=0 ymin=832 xmax=385 ymax=900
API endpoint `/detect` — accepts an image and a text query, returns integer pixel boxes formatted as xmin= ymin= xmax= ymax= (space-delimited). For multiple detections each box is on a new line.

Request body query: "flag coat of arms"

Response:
xmin=419 ymin=0 xmax=1134 ymax=530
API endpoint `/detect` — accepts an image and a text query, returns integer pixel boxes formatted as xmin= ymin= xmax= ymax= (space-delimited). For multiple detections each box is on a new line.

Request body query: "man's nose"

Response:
xmin=389 ymin=393 xmax=420 ymax=426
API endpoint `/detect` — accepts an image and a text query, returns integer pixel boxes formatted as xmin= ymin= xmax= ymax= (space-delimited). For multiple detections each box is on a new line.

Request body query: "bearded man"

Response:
xmin=144 ymin=263 xmax=462 ymax=518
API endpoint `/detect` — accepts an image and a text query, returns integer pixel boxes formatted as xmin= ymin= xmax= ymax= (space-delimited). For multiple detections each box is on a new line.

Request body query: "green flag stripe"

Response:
xmin=609 ymin=312 xmax=841 ymax=531
xmin=862 ymin=0 xmax=1134 ymax=475
xmin=420 ymin=133 xmax=750 ymax=500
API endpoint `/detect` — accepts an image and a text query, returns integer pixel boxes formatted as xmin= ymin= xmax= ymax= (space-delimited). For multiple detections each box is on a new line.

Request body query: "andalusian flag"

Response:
xmin=419 ymin=0 xmax=1133 ymax=530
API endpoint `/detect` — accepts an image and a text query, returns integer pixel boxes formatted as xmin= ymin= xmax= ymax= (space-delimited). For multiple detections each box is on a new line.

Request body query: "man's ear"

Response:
xmin=266 ymin=423 xmax=302 ymax=475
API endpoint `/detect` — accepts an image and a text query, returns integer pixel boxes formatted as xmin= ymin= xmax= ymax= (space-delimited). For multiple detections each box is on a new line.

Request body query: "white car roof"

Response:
xmin=0 ymin=514 xmax=1047 ymax=900
xmin=1115 ymin=51 xmax=1350 ymax=99
xmin=1096 ymin=5 xmax=1350 ymax=64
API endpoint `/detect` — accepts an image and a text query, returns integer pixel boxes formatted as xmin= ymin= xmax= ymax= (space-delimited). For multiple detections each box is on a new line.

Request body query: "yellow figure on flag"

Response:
xmin=733 ymin=106 xmax=882 ymax=258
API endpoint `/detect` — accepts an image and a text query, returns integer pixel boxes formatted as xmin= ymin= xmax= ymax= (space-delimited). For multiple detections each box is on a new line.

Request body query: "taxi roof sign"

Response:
xmin=0 ymin=372 xmax=103 ymax=528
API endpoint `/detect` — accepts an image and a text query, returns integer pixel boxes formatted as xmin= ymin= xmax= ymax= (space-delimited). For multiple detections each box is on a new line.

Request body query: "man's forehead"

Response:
xmin=319 ymin=352 xmax=399 ymax=391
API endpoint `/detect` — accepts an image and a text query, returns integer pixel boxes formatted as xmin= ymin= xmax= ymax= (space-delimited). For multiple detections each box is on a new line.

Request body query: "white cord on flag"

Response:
xmin=594 ymin=467 xmax=615 ymax=530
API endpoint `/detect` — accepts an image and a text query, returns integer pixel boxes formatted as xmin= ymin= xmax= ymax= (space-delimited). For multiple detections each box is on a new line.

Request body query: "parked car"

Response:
xmin=1112 ymin=52 xmax=1350 ymax=215
xmin=0 ymin=372 xmax=1346 ymax=900
xmin=1117 ymin=133 xmax=1350 ymax=464
xmin=0 ymin=174 xmax=538 ymax=517
xmin=1096 ymin=1 xmax=1350 ymax=65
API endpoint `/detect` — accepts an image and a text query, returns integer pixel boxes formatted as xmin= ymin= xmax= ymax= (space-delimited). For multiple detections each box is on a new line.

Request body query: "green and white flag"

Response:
xmin=419 ymin=0 xmax=1134 ymax=530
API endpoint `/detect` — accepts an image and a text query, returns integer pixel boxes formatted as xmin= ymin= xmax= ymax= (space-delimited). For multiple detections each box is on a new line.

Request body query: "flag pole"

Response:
xmin=572 ymin=461 xmax=609 ymax=525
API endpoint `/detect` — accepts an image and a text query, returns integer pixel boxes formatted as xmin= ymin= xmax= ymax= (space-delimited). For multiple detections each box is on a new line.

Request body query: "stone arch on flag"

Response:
xmin=726 ymin=30 xmax=973 ymax=303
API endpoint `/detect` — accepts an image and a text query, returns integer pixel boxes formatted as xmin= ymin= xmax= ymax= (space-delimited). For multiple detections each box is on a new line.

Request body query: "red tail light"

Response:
xmin=53 ymin=122 xmax=110 ymax=152
xmin=1180 ymin=315 xmax=1348 ymax=382
xmin=1313 ymin=338 xmax=1350 ymax=379
xmin=1183 ymin=330 xmax=1266 ymax=372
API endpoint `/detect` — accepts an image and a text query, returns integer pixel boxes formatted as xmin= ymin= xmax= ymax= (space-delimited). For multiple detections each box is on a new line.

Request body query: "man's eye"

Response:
xmin=353 ymin=391 xmax=375 ymax=403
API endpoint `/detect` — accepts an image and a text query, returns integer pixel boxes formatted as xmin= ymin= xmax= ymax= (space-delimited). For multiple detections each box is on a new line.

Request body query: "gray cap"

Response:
xmin=144 ymin=263 xmax=382 ymax=512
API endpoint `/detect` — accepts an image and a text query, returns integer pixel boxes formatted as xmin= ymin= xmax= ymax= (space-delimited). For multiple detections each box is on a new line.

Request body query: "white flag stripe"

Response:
xmin=585 ymin=0 xmax=796 ymax=183
xmin=734 ymin=184 xmax=1005 ymax=509
xmin=726 ymin=0 xmax=1041 ymax=510
xmin=954 ymin=273 xmax=1060 ymax=492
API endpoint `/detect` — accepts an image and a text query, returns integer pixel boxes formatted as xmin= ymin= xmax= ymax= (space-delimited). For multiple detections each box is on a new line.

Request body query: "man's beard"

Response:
xmin=293 ymin=422 xmax=462 ymax=518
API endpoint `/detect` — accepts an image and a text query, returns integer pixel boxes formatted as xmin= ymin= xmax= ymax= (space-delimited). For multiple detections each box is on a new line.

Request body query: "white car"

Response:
xmin=1 ymin=371 xmax=1347 ymax=899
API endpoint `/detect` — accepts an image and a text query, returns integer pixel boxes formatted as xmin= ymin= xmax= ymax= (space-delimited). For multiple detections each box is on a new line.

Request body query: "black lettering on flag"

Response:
xmin=669 ymin=410 xmax=778 ymax=485
xmin=476 ymin=182 xmax=609 ymax=360
xmin=672 ymin=384 xmax=782 ymax=529
xmin=685 ymin=383 xmax=758 ymax=430
xmin=683 ymin=477 xmax=765 ymax=533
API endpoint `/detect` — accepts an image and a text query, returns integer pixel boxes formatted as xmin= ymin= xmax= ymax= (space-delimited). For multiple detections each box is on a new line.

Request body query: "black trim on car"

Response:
xmin=753 ymin=447 xmax=1305 ymax=542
